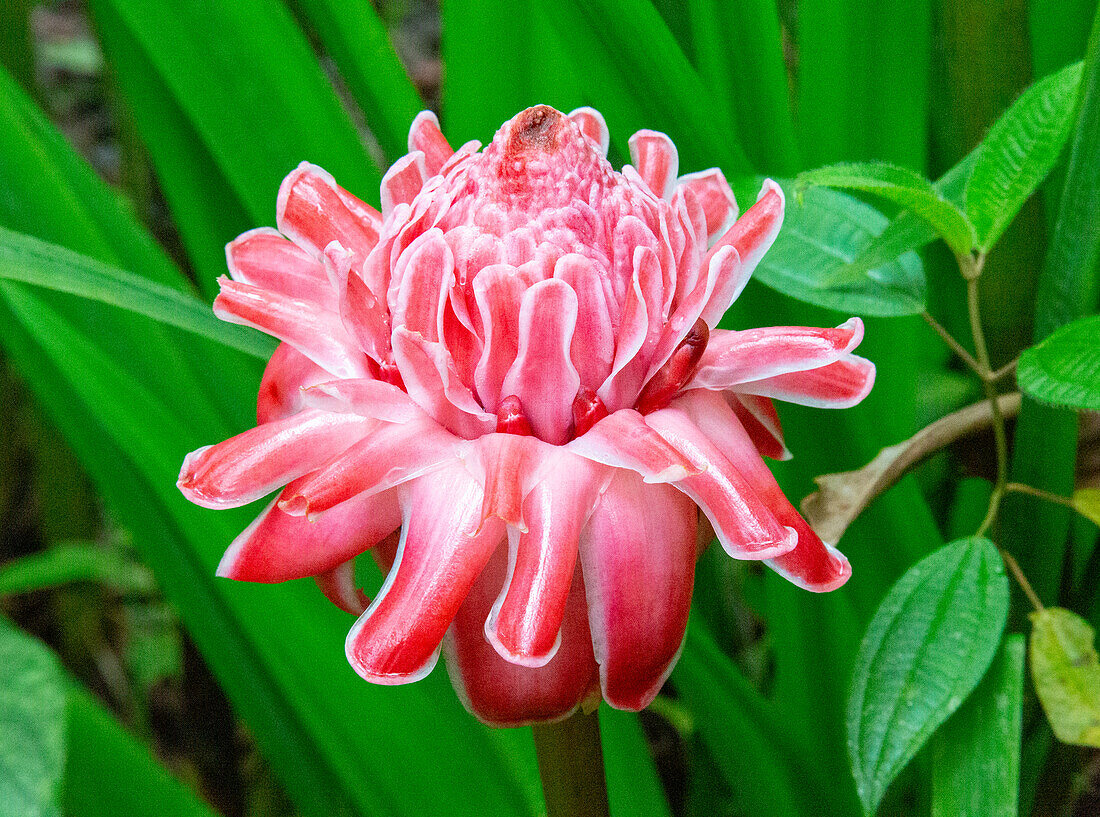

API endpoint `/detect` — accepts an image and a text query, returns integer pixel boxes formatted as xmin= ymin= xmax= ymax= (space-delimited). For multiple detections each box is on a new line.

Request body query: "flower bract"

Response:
xmin=178 ymin=105 xmax=874 ymax=725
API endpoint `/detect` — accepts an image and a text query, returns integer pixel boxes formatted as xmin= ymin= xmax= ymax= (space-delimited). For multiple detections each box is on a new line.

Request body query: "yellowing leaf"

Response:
xmin=1073 ymin=488 xmax=1100 ymax=527
xmin=1029 ymin=607 xmax=1100 ymax=747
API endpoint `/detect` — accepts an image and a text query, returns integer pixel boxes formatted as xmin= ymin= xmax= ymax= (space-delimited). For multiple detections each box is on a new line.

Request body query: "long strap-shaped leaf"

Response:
xmin=0 ymin=227 xmax=274 ymax=360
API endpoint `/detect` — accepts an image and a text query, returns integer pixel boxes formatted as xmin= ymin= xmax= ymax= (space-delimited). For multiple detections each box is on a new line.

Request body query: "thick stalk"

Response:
xmin=532 ymin=709 xmax=610 ymax=817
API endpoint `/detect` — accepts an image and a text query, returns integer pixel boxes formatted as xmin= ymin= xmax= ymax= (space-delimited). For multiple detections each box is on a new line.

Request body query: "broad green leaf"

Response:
xmin=292 ymin=0 xmax=424 ymax=162
xmin=797 ymin=162 xmax=975 ymax=255
xmin=1017 ymin=315 xmax=1100 ymax=410
xmin=539 ymin=0 xmax=751 ymax=175
xmin=685 ymin=0 xmax=800 ymax=174
xmin=672 ymin=618 xmax=804 ymax=817
xmin=847 ymin=536 xmax=1010 ymax=816
xmin=1029 ymin=607 xmax=1100 ymax=747
xmin=0 ymin=616 xmax=66 ymax=817
xmin=965 ymin=61 xmax=1084 ymax=250
xmin=0 ymin=542 xmax=155 ymax=597
xmin=63 ymin=685 xmax=219 ymax=817
xmin=931 ymin=634 xmax=1025 ymax=817
xmin=86 ymin=0 xmax=381 ymax=291
xmin=837 ymin=148 xmax=980 ymax=280
xmin=1074 ymin=489 xmax=1100 ymax=526
xmin=0 ymin=227 xmax=274 ymax=360
xmin=1006 ymin=7 xmax=1100 ymax=605
xmin=600 ymin=709 xmax=672 ymax=817
xmin=754 ymin=184 xmax=927 ymax=317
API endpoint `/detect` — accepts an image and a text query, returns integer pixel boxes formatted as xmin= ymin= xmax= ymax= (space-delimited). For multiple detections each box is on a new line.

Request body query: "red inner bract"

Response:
xmin=178 ymin=105 xmax=874 ymax=726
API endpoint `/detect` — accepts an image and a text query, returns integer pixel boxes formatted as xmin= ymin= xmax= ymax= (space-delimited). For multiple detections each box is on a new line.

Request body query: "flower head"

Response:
xmin=178 ymin=106 xmax=874 ymax=725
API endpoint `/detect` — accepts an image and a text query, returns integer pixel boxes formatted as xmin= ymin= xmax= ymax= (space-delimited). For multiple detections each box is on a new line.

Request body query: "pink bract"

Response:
xmin=178 ymin=105 xmax=874 ymax=726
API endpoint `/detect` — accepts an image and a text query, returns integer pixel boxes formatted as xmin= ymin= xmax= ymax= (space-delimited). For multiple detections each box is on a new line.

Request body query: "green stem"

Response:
xmin=532 ymin=709 xmax=610 ymax=817
xmin=1004 ymin=482 xmax=1077 ymax=510
xmin=961 ymin=253 xmax=1010 ymax=537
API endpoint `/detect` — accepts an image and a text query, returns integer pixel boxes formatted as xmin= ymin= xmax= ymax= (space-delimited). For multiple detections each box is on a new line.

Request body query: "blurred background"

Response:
xmin=0 ymin=1 xmax=1097 ymax=816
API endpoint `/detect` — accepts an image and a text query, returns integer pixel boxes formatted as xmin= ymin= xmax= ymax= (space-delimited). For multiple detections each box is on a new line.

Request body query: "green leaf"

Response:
xmin=1017 ymin=315 xmax=1100 ymax=410
xmin=0 ymin=616 xmax=66 ymax=817
xmin=837 ymin=147 xmax=979 ymax=280
xmin=1074 ymin=489 xmax=1100 ymax=527
xmin=797 ymin=162 xmax=975 ymax=255
xmin=847 ymin=536 xmax=1010 ymax=816
xmin=539 ymin=0 xmax=751 ymax=175
xmin=600 ymin=709 xmax=672 ymax=817
xmin=86 ymin=0 xmax=381 ymax=290
xmin=292 ymin=0 xmax=424 ymax=163
xmin=0 ymin=542 xmax=156 ymax=597
xmin=754 ymin=184 xmax=927 ymax=317
xmin=931 ymin=634 xmax=1025 ymax=817
xmin=964 ymin=61 xmax=1084 ymax=250
xmin=0 ymin=226 xmax=274 ymax=360
xmin=62 ymin=684 xmax=219 ymax=817
xmin=672 ymin=617 xmax=804 ymax=817
xmin=1029 ymin=607 xmax=1100 ymax=747
xmin=1005 ymin=7 xmax=1100 ymax=606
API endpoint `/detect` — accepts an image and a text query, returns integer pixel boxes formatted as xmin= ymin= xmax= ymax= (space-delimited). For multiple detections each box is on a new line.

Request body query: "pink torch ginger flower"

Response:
xmin=178 ymin=106 xmax=874 ymax=725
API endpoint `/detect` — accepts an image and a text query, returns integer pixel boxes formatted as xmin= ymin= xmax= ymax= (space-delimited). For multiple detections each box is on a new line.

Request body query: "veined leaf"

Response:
xmin=0 ymin=616 xmax=66 ymax=817
xmin=1029 ymin=607 xmax=1100 ymax=747
xmin=837 ymin=148 xmax=979 ymax=281
xmin=931 ymin=635 xmax=1025 ymax=817
xmin=1017 ymin=315 xmax=1100 ymax=411
xmin=0 ymin=227 xmax=274 ymax=360
xmin=754 ymin=184 xmax=926 ymax=317
xmin=965 ymin=61 xmax=1084 ymax=250
xmin=797 ymin=162 xmax=975 ymax=256
xmin=847 ymin=537 xmax=1009 ymax=816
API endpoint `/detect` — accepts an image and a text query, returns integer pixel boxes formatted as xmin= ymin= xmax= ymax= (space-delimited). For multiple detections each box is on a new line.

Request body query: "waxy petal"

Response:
xmin=276 ymin=163 xmax=380 ymax=258
xmin=730 ymin=393 xmax=790 ymax=461
xmin=705 ymin=178 xmax=783 ymax=276
xmin=217 ymin=488 xmax=400 ymax=583
xmin=500 ymin=279 xmax=581 ymax=445
xmin=554 ymin=253 xmax=615 ymax=390
xmin=675 ymin=390 xmax=850 ymax=590
xmin=214 ymin=278 xmax=371 ymax=379
xmin=487 ymin=453 xmax=608 ymax=666
xmin=256 ymin=343 xmax=330 ymax=424
xmin=299 ymin=377 xmax=422 ymax=422
xmin=567 ymin=107 xmax=610 ymax=157
xmin=644 ymin=406 xmax=796 ymax=558
xmin=315 ymin=559 xmax=371 ymax=616
xmin=444 ymin=543 xmax=597 ymax=726
xmin=380 ymin=151 xmax=429 ymax=217
xmin=466 ymin=433 xmax=545 ymax=532
xmin=629 ymin=130 xmax=679 ymax=199
xmin=391 ymin=327 xmax=495 ymax=439
xmin=676 ymin=169 xmax=738 ymax=240
xmin=226 ymin=227 xmax=337 ymax=311
xmin=472 ymin=265 xmax=525 ymax=412
xmin=690 ymin=318 xmax=866 ymax=391
xmin=408 ymin=111 xmax=454 ymax=176
xmin=392 ymin=229 xmax=454 ymax=342
xmin=345 ymin=463 xmax=505 ymax=684
xmin=736 ymin=355 xmax=876 ymax=408
xmin=280 ymin=414 xmax=464 ymax=517
xmin=581 ymin=470 xmax=696 ymax=709
xmin=565 ymin=409 xmax=695 ymax=483
xmin=178 ymin=409 xmax=373 ymax=509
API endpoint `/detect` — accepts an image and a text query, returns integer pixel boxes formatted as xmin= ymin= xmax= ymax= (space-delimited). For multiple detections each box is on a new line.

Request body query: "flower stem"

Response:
xmin=532 ymin=709 xmax=610 ymax=817
xmin=1004 ymin=481 xmax=1077 ymax=509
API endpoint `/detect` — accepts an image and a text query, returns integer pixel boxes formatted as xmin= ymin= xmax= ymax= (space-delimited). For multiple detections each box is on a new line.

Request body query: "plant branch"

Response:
xmin=801 ymin=392 xmax=1022 ymax=544
xmin=922 ymin=311 xmax=982 ymax=375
